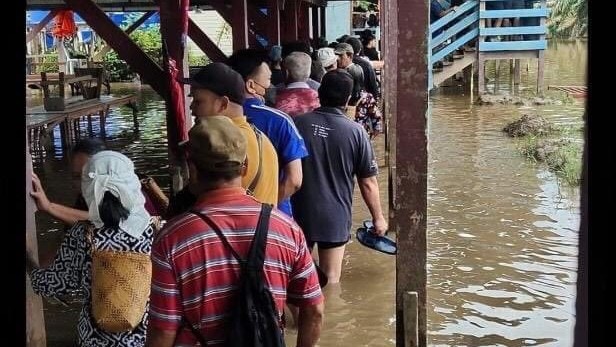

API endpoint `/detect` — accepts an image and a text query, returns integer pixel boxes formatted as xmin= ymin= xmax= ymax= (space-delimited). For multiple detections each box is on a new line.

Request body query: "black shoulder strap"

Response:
xmin=247 ymin=124 xmax=263 ymax=195
xmin=247 ymin=203 xmax=272 ymax=273
xmin=184 ymin=203 xmax=271 ymax=344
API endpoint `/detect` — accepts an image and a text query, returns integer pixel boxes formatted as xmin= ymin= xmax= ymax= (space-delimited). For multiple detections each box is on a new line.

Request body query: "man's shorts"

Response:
xmin=308 ymin=237 xmax=350 ymax=250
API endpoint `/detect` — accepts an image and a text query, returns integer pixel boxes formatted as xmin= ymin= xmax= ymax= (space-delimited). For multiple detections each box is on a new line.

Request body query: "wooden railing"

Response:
xmin=428 ymin=0 xmax=480 ymax=88
xmin=479 ymin=0 xmax=548 ymax=52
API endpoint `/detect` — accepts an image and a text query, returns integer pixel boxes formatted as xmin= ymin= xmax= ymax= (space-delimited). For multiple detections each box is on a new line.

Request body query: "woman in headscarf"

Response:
xmin=26 ymin=151 xmax=155 ymax=346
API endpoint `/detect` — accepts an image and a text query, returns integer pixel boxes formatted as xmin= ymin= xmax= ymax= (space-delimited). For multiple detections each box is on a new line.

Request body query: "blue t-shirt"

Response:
xmin=243 ymin=98 xmax=309 ymax=216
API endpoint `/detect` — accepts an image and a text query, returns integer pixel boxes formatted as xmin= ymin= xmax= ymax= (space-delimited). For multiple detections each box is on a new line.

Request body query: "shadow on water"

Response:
xmin=30 ymin=40 xmax=585 ymax=346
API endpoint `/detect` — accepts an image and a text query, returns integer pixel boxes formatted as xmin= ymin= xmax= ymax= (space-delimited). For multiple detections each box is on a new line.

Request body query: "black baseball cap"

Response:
xmin=178 ymin=62 xmax=246 ymax=104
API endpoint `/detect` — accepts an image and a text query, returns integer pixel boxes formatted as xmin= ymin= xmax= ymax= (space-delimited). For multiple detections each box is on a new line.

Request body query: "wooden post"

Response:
xmin=298 ymin=2 xmax=311 ymax=42
xmin=267 ymin=0 xmax=281 ymax=46
xmin=319 ymin=6 xmax=326 ymax=38
xmin=403 ymin=292 xmax=418 ymax=347
xmin=514 ymin=59 xmax=521 ymax=86
xmin=470 ymin=62 xmax=475 ymax=102
xmin=57 ymin=40 xmax=68 ymax=74
xmin=478 ymin=0 xmax=486 ymax=94
xmin=99 ymin=109 xmax=106 ymax=137
xmin=232 ymin=0 xmax=249 ymax=50
xmin=311 ymin=6 xmax=319 ymax=41
xmin=281 ymin=0 xmax=298 ymax=42
xmin=537 ymin=0 xmax=547 ymax=96
xmin=386 ymin=0 xmax=428 ymax=346
xmin=26 ymin=131 xmax=46 ymax=347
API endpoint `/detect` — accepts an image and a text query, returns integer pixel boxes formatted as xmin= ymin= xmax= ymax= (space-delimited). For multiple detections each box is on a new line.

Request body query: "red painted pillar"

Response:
xmin=158 ymin=0 xmax=190 ymax=191
xmin=298 ymin=1 xmax=311 ymax=42
xmin=311 ymin=6 xmax=319 ymax=41
xmin=232 ymin=0 xmax=249 ymax=50
xmin=280 ymin=0 xmax=298 ymax=43
xmin=267 ymin=0 xmax=281 ymax=46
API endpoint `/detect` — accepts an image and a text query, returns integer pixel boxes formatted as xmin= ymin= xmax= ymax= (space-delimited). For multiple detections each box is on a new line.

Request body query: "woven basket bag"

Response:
xmin=87 ymin=225 xmax=152 ymax=333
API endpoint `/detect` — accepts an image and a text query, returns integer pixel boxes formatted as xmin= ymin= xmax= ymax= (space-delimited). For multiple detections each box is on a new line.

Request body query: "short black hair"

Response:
xmin=318 ymin=69 xmax=354 ymax=107
xmin=281 ymin=41 xmax=311 ymax=58
xmin=72 ymin=138 xmax=106 ymax=156
xmin=226 ymin=48 xmax=269 ymax=80
xmin=345 ymin=37 xmax=363 ymax=56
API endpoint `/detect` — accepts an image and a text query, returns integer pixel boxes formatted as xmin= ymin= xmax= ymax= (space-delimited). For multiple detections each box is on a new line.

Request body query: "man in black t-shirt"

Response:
xmin=292 ymin=69 xmax=387 ymax=284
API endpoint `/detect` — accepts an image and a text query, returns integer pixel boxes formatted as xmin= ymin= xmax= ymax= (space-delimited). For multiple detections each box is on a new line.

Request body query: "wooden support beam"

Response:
xmin=280 ymin=0 xmax=298 ymax=42
xmin=187 ymin=18 xmax=227 ymax=62
xmin=26 ymin=9 xmax=59 ymax=44
xmin=209 ymin=0 xmax=232 ymax=23
xmin=232 ymin=0 xmax=249 ymax=50
xmin=319 ymin=6 xmax=326 ymax=38
xmin=537 ymin=0 xmax=547 ymax=96
xmin=478 ymin=0 xmax=486 ymax=94
xmin=209 ymin=0 xmax=265 ymax=49
xmin=92 ymin=11 xmax=156 ymax=61
xmin=63 ymin=0 xmax=167 ymax=97
xmin=311 ymin=6 xmax=319 ymax=41
xmin=387 ymin=0 xmax=428 ymax=346
xmin=298 ymin=1 xmax=311 ymax=42
xmin=266 ymin=0 xmax=281 ymax=46
xmin=26 ymin=131 xmax=46 ymax=347
xmin=157 ymin=0 xmax=191 ymax=193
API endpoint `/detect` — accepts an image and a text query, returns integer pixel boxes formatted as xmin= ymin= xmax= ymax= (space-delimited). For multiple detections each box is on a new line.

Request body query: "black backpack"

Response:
xmin=189 ymin=203 xmax=286 ymax=347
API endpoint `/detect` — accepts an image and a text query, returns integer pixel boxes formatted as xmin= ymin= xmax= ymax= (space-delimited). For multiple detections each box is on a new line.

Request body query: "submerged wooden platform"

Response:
xmin=548 ymin=85 xmax=587 ymax=98
xmin=26 ymin=94 xmax=139 ymax=152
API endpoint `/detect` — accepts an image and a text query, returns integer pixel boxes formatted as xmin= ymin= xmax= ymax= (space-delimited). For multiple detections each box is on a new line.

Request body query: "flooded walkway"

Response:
xmin=30 ymin=40 xmax=585 ymax=346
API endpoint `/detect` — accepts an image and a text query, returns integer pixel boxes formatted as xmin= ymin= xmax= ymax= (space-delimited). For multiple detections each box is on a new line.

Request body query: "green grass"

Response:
xmin=518 ymin=125 xmax=582 ymax=186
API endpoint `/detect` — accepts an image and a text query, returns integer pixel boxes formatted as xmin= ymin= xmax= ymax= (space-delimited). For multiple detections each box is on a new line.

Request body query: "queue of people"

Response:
xmin=26 ymin=37 xmax=389 ymax=347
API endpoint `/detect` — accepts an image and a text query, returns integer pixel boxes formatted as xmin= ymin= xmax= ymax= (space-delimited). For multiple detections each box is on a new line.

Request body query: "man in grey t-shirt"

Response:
xmin=292 ymin=69 xmax=387 ymax=284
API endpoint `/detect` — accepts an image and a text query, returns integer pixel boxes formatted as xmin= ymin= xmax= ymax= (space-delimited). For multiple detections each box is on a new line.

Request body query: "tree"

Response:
xmin=548 ymin=0 xmax=588 ymax=38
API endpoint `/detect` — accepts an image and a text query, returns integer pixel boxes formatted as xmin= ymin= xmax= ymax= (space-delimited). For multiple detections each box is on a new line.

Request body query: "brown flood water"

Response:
xmin=30 ymin=39 xmax=585 ymax=346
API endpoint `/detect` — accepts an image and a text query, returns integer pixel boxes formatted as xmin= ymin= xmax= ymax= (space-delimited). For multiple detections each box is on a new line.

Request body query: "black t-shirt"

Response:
xmin=291 ymin=107 xmax=378 ymax=243
xmin=353 ymin=56 xmax=380 ymax=98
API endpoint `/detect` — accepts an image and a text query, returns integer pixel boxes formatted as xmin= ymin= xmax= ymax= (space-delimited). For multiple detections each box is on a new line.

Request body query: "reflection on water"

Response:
xmin=428 ymin=40 xmax=584 ymax=347
xmin=30 ymin=40 xmax=585 ymax=346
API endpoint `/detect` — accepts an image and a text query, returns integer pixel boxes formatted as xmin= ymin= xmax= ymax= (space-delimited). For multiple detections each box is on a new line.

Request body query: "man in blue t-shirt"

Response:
xmin=227 ymin=49 xmax=309 ymax=217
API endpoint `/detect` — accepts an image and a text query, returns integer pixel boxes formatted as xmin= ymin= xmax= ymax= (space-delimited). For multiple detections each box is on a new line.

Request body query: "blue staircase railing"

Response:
xmin=478 ymin=0 xmax=549 ymax=52
xmin=428 ymin=0 xmax=480 ymax=89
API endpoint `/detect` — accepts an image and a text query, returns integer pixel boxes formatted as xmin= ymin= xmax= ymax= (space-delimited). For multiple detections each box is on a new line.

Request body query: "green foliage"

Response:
xmin=548 ymin=0 xmax=587 ymax=38
xmin=517 ymin=125 xmax=583 ymax=186
xmin=188 ymin=53 xmax=210 ymax=67
xmin=103 ymin=24 xmax=163 ymax=82
xmin=34 ymin=55 xmax=60 ymax=74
